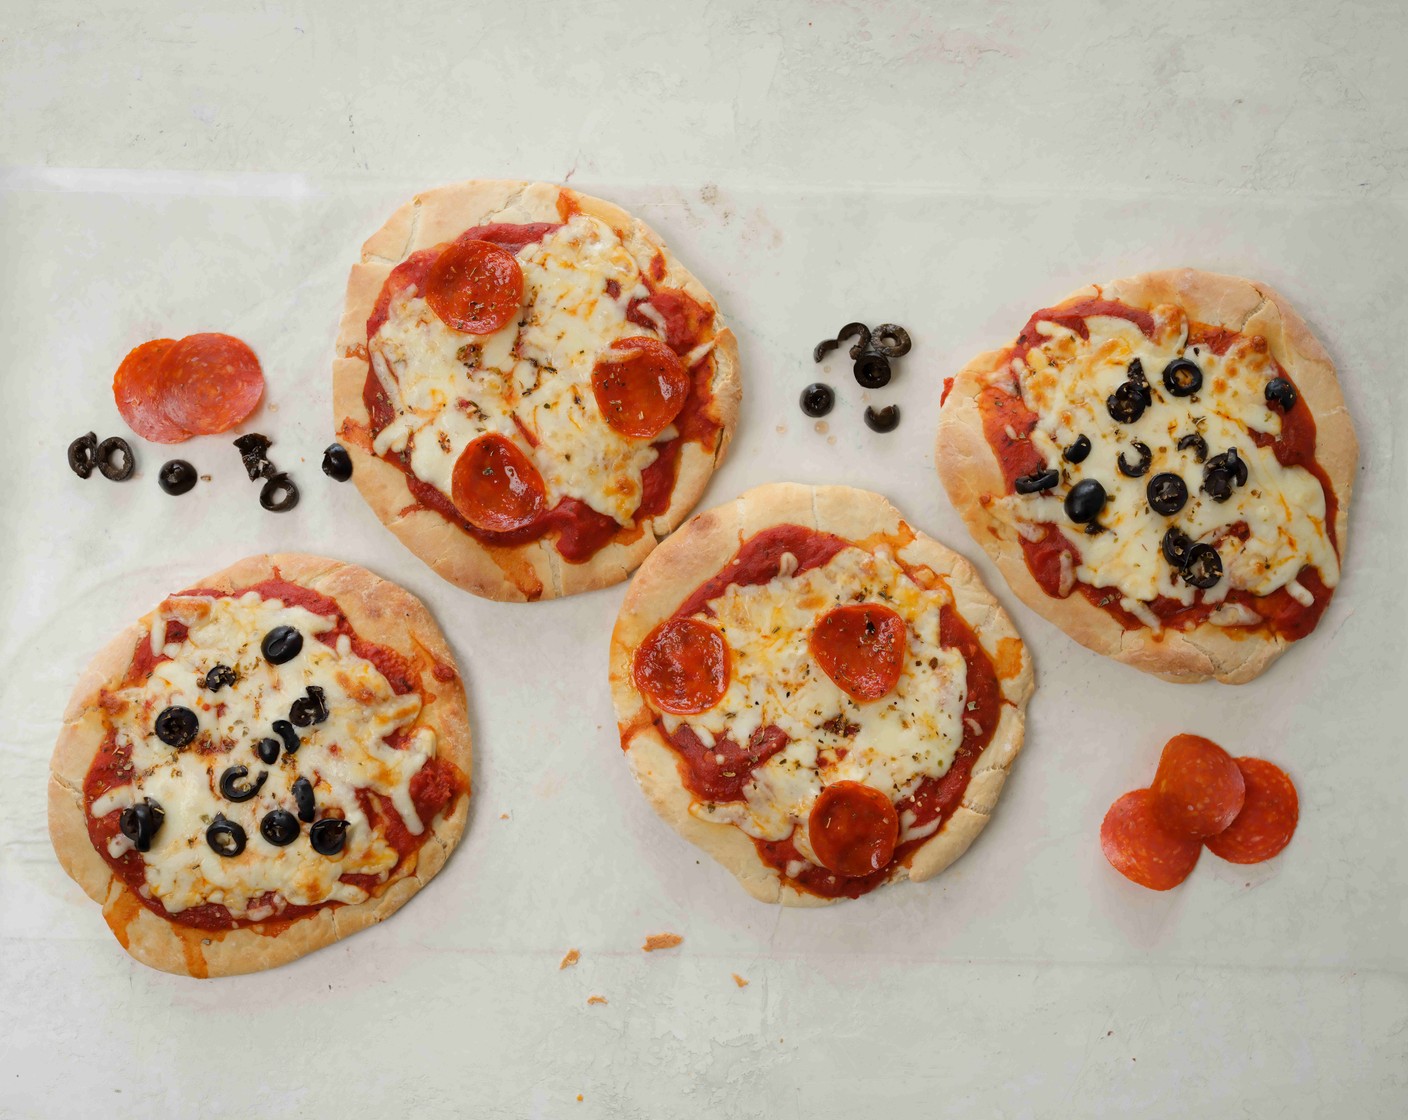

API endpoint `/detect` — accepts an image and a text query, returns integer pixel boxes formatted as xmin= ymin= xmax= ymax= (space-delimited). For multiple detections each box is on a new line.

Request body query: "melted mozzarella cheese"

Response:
xmin=92 ymin=592 xmax=435 ymax=919
xmin=663 ymin=546 xmax=968 ymax=866
xmin=989 ymin=308 xmax=1338 ymax=609
xmin=370 ymin=214 xmax=674 ymax=525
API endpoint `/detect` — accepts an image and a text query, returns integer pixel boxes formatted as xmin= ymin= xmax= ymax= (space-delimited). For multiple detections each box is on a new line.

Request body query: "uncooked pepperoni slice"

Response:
xmin=450 ymin=433 xmax=547 ymax=533
xmin=1150 ymin=734 xmax=1246 ymax=838
xmin=1204 ymin=758 xmax=1298 ymax=864
xmin=425 ymin=239 xmax=523 ymax=335
xmin=113 ymin=338 xmax=189 ymax=444
xmin=809 ymin=603 xmax=907 ymax=702
xmin=1100 ymin=788 xmax=1202 ymax=891
xmin=632 ymin=617 xmax=730 ymax=716
xmin=591 ymin=337 xmax=689 ymax=439
xmin=809 ymin=781 xmax=899 ymax=877
xmin=160 ymin=333 xmax=265 ymax=436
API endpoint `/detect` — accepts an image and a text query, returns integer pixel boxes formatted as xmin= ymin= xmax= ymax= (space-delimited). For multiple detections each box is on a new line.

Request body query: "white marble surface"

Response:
xmin=1 ymin=2 xmax=1406 ymax=1117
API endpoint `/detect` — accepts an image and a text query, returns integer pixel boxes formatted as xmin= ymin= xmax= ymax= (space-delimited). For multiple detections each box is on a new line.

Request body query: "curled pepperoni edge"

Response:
xmin=158 ymin=333 xmax=265 ymax=437
xmin=808 ymin=603 xmax=907 ymax=703
xmin=808 ymin=781 xmax=900 ymax=878
xmin=631 ymin=616 xmax=731 ymax=717
xmin=113 ymin=338 xmax=192 ymax=444
xmin=1204 ymin=758 xmax=1299 ymax=865
xmin=1150 ymin=734 xmax=1247 ymax=839
xmin=1100 ymin=788 xmax=1202 ymax=891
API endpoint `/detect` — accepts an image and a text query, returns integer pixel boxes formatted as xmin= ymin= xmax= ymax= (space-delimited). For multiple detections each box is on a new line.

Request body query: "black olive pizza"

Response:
xmin=936 ymin=269 xmax=1356 ymax=684
xmin=610 ymin=483 xmax=1033 ymax=905
xmin=333 ymin=179 xmax=741 ymax=602
xmin=48 ymin=554 xmax=471 ymax=977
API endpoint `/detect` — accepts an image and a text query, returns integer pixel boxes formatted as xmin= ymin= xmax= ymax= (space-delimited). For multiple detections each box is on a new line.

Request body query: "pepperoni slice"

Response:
xmin=808 ymin=781 xmax=900 ymax=877
xmin=1100 ymin=788 xmax=1202 ymax=891
xmin=425 ymin=239 xmax=523 ymax=334
xmin=1204 ymin=758 xmax=1298 ymax=864
xmin=450 ymin=433 xmax=547 ymax=533
xmin=1150 ymin=734 xmax=1246 ymax=838
xmin=113 ymin=339 xmax=190 ymax=444
xmin=809 ymin=604 xmax=907 ymax=702
xmin=159 ymin=333 xmax=265 ymax=436
xmin=632 ymin=617 xmax=730 ymax=716
xmin=591 ymin=337 xmax=689 ymax=439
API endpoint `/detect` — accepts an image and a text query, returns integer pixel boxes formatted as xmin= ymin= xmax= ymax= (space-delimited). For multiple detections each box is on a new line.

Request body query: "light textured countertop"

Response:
xmin=1 ymin=3 xmax=1405 ymax=1118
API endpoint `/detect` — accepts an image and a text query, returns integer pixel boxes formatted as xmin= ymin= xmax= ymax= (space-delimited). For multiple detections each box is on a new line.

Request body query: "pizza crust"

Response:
xmin=47 ymin=553 xmax=473 ymax=977
xmin=936 ymin=269 xmax=1358 ymax=684
xmin=610 ymin=483 xmax=1034 ymax=906
xmin=333 ymin=180 xmax=741 ymax=602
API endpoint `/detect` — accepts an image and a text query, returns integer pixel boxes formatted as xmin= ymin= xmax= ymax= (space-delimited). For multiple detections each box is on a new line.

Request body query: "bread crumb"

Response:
xmin=587 ymin=995 xmax=608 ymax=1005
xmin=643 ymin=933 xmax=683 ymax=952
xmin=577 ymin=1095 xmax=583 ymax=1102
xmin=499 ymin=812 xmax=510 ymax=820
xmin=732 ymin=973 xmax=749 ymax=988
xmin=559 ymin=949 xmax=580 ymax=970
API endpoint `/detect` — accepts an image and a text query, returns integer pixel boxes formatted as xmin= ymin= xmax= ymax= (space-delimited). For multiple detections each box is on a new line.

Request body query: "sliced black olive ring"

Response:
xmin=310 ymin=818 xmax=350 ymax=856
xmin=67 ymin=432 xmax=98 ymax=479
xmin=1162 ymin=526 xmax=1193 ymax=567
xmin=800 ymin=383 xmax=835 ymax=418
xmin=260 ymin=472 xmax=299 ymax=512
xmin=154 ymin=705 xmax=199 ymax=748
xmin=290 ymin=685 xmax=329 ymax=728
xmin=206 ymin=815 xmax=247 ymax=857
xmin=1207 ymin=447 xmax=1248 ymax=487
xmin=219 ymin=765 xmax=269 ymax=803
xmin=234 ymin=433 xmax=274 ymax=481
xmin=863 ymin=404 xmax=900 ymax=433
xmin=1146 ymin=472 xmax=1189 ymax=516
xmin=255 ymin=736 xmax=281 ymax=765
xmin=1064 ymin=478 xmax=1107 ymax=524
xmin=272 ymin=719 xmax=301 ymax=756
xmin=1162 ymin=358 xmax=1203 ymax=397
xmin=158 ymin=459 xmax=197 ymax=495
xmin=1014 ymin=468 xmax=1060 ymax=494
xmin=96 ymin=436 xmax=135 ymax=481
xmin=1063 ymin=434 xmax=1091 ymax=464
xmin=1084 ymin=520 xmax=1106 ymax=536
xmin=1117 ymin=441 xmax=1153 ymax=478
xmin=203 ymin=664 xmax=237 ymax=692
xmin=292 ymin=776 xmax=316 ymax=823
xmin=853 ymin=351 xmax=891 ymax=389
xmin=1180 ymin=543 xmax=1224 ymax=589
xmin=1201 ymin=467 xmax=1235 ymax=503
xmin=322 ymin=443 xmax=353 ymax=482
xmin=871 ymin=324 xmax=912 ymax=357
xmin=261 ymin=625 xmax=303 ymax=665
xmin=836 ymin=322 xmax=871 ymax=360
xmin=1106 ymin=382 xmax=1147 ymax=424
xmin=812 ymin=337 xmax=839 ymax=363
xmin=118 ymin=798 xmax=165 ymax=853
xmin=1126 ymin=359 xmax=1153 ymax=405
xmin=260 ymin=808 xmax=301 ymax=847
xmin=1265 ymin=377 xmax=1297 ymax=411
xmin=1177 ymin=432 xmax=1208 ymax=462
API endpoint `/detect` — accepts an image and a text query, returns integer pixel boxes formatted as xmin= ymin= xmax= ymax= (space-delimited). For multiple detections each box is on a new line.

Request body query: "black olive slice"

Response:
xmin=1063 ymin=435 xmax=1091 ymax=464
xmin=1180 ymin=543 xmax=1223 ymax=589
xmin=1117 ymin=441 xmax=1153 ymax=478
xmin=853 ymin=352 xmax=891 ymax=389
xmin=1207 ymin=448 xmax=1248 ymax=487
xmin=1265 ymin=377 xmax=1297 ymax=411
xmin=310 ymin=818 xmax=350 ymax=856
xmin=219 ymin=765 xmax=268 ymax=803
xmin=863 ymin=404 xmax=900 ymax=433
xmin=1162 ymin=358 xmax=1203 ymax=397
xmin=1084 ymin=520 xmax=1106 ymax=535
xmin=206 ymin=815 xmax=247 ymax=857
xmin=261 ymin=626 xmax=303 ymax=665
xmin=1201 ymin=467 xmax=1234 ymax=503
xmin=157 ymin=460 xmax=197 ymax=495
xmin=1126 ymin=359 xmax=1153 ymax=405
xmin=234 ymin=433 xmax=274 ymax=481
xmin=260 ymin=472 xmax=299 ymax=512
xmin=96 ymin=436 xmax=135 ymax=481
xmin=154 ymin=705 xmax=199 ymax=748
xmin=118 ymin=798 xmax=165 ymax=853
xmin=1162 ymin=526 xmax=1193 ymax=567
xmin=1064 ymin=479 xmax=1107 ymax=523
xmin=800 ymin=383 xmax=835 ymax=417
xmin=871 ymin=324 xmax=912 ymax=358
xmin=1146 ymin=472 xmax=1189 ymax=516
xmin=204 ymin=664 xmax=237 ymax=692
xmin=1106 ymin=382 xmax=1147 ymax=424
xmin=836 ymin=322 xmax=871 ymax=360
xmin=254 ymin=737 xmax=281 ymax=765
xmin=260 ymin=808 xmax=300 ymax=847
xmin=272 ymin=719 xmax=301 ymax=756
xmin=1014 ymin=468 xmax=1060 ymax=494
xmin=292 ymin=776 xmax=316 ymax=823
xmin=322 ymin=443 xmax=353 ymax=482
xmin=67 ymin=432 xmax=98 ymax=479
xmin=289 ymin=685 xmax=329 ymax=728
xmin=1177 ymin=432 xmax=1208 ymax=463
xmin=812 ymin=338 xmax=839 ymax=363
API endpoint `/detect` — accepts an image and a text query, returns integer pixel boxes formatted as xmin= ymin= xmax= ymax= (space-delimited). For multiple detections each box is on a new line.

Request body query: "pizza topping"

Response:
xmin=1116 ymin=441 xmax=1152 ymax=478
xmin=67 ymin=432 xmax=98 ymax=479
xmin=871 ymin=324 xmax=912 ymax=358
xmin=809 ymin=604 xmax=907 ymax=702
xmin=154 ymin=705 xmax=199 ymax=748
xmin=633 ymin=617 xmax=730 ymax=716
xmin=799 ymin=383 xmax=835 ymax=417
xmin=234 ymin=433 xmax=275 ymax=481
xmin=1177 ymin=432 xmax=1208 ymax=462
xmin=1014 ymin=468 xmax=1060 ymax=494
xmin=155 ymin=334 xmax=265 ymax=436
xmin=853 ymin=352 xmax=892 ymax=389
xmin=1063 ymin=434 xmax=1091 ymax=464
xmin=254 ymin=736 xmax=281 ymax=765
xmin=218 ymin=765 xmax=268 ymax=803
xmin=1146 ymin=473 xmax=1189 ymax=516
xmin=206 ymin=815 xmax=247 ymax=857
xmin=1179 ymin=543 xmax=1223 ymax=589
xmin=1205 ymin=758 xmax=1298 ymax=864
xmin=96 ymin=436 xmax=135 ymax=481
xmin=118 ymin=798 xmax=164 ymax=853
xmin=291 ymin=776 xmax=316 ymax=822
xmin=1265 ymin=377 xmax=1297 ymax=411
xmin=1162 ymin=357 xmax=1203 ymax=397
xmin=590 ymin=336 xmax=689 ymax=439
xmin=289 ymin=685 xmax=330 ymax=727
xmin=835 ymin=322 xmax=871 ymax=359
xmin=1161 ymin=526 xmax=1193 ymax=566
xmin=272 ymin=719 xmax=301 ymax=756
xmin=1206 ymin=447 xmax=1248 ymax=489
xmin=450 ymin=433 xmax=548 ymax=532
xmin=322 ymin=443 xmax=353 ymax=482
xmin=808 ymin=781 xmax=899 ymax=877
xmin=1100 ymin=788 xmax=1202 ymax=891
xmin=260 ymin=808 xmax=300 ymax=847
xmin=1149 ymin=734 xmax=1245 ymax=838
xmin=1106 ymin=380 xmax=1147 ymax=424
xmin=203 ymin=664 xmax=237 ymax=692
xmin=259 ymin=472 xmax=300 ymax=513
xmin=864 ymin=404 xmax=901 ymax=433
xmin=309 ymin=818 xmax=350 ymax=856
xmin=261 ymin=625 xmax=303 ymax=665
xmin=158 ymin=459 xmax=197 ymax=495
xmin=1064 ymin=478 xmax=1106 ymax=524
xmin=1201 ymin=466 xmax=1233 ymax=503
xmin=424 ymin=239 xmax=524 ymax=335
xmin=114 ymin=338 xmax=189 ymax=443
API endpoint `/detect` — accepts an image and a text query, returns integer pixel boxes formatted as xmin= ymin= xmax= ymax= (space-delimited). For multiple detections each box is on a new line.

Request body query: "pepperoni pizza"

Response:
xmin=937 ymin=269 xmax=1357 ymax=684
xmin=48 ymin=554 xmax=471 ymax=977
xmin=610 ymin=484 xmax=1033 ymax=905
xmin=333 ymin=180 xmax=741 ymax=602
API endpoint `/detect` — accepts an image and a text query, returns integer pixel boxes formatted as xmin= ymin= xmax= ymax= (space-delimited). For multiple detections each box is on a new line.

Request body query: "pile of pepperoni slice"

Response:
xmin=1101 ymin=734 xmax=1299 ymax=891
xmin=113 ymin=333 xmax=264 ymax=444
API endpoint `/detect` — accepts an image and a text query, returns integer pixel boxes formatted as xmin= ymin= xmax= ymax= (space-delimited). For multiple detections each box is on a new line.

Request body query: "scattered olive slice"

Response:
xmin=1146 ymin=472 xmax=1189 ymax=516
xmin=154 ymin=705 xmax=199 ymax=748
xmin=310 ymin=817 xmax=350 ymax=856
xmin=219 ymin=765 xmax=268 ymax=803
xmin=1126 ymin=359 xmax=1153 ymax=405
xmin=812 ymin=337 xmax=839 ymax=363
xmin=254 ymin=737 xmax=281 ymax=765
xmin=204 ymin=664 xmax=237 ymax=692
xmin=261 ymin=626 xmax=303 ymax=665
xmin=1265 ymin=377 xmax=1297 ymax=411
xmin=96 ymin=436 xmax=135 ymax=481
xmin=206 ymin=815 xmax=247 ymax=857
xmin=289 ymin=685 xmax=329 ymax=728
xmin=272 ymin=719 xmax=300 ymax=756
xmin=1106 ymin=382 xmax=1147 ymax=424
xmin=1162 ymin=526 xmax=1193 ymax=567
xmin=1207 ymin=447 xmax=1248 ymax=487
xmin=259 ymin=472 xmax=299 ymax=512
xmin=67 ymin=432 xmax=98 ymax=479
xmin=118 ymin=798 xmax=164 ymax=853
xmin=322 ymin=443 xmax=353 ymax=482
xmin=1084 ymin=520 xmax=1106 ymax=535
xmin=1162 ymin=358 xmax=1203 ymax=397
xmin=1181 ymin=543 xmax=1223 ymax=589
xmin=292 ymin=776 xmax=316 ymax=823
xmin=260 ymin=808 xmax=300 ymax=847
xmin=836 ymin=322 xmax=871 ymax=360
xmin=853 ymin=352 xmax=891 ymax=389
xmin=800 ymin=383 xmax=835 ymax=417
xmin=871 ymin=324 xmax=912 ymax=357
xmin=1176 ymin=432 xmax=1208 ymax=462
xmin=234 ymin=433 xmax=274 ymax=481
xmin=1117 ymin=440 xmax=1153 ymax=478
xmin=158 ymin=460 xmax=197 ymax=495
xmin=1015 ymin=468 xmax=1060 ymax=494
xmin=1202 ymin=467 xmax=1234 ymax=503
xmin=863 ymin=404 xmax=900 ymax=433
xmin=1063 ymin=435 xmax=1091 ymax=464
xmin=1064 ymin=478 xmax=1106 ymax=524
